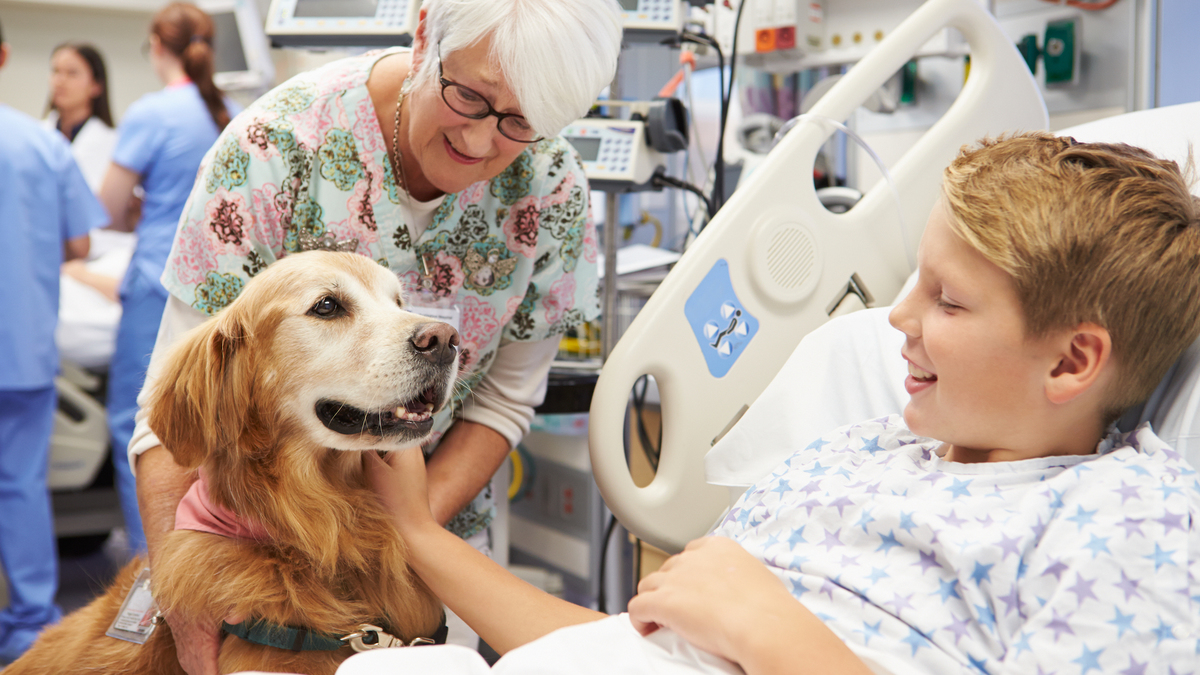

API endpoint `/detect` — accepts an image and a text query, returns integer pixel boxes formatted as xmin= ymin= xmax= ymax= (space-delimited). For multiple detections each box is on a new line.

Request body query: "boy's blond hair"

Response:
xmin=941 ymin=132 xmax=1200 ymax=422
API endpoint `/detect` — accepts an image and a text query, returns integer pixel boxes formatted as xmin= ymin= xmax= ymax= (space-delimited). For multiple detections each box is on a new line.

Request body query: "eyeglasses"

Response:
xmin=437 ymin=44 xmax=542 ymax=144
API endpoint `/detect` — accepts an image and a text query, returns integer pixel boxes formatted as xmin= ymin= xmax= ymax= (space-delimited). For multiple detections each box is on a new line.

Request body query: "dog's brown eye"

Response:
xmin=309 ymin=296 xmax=344 ymax=318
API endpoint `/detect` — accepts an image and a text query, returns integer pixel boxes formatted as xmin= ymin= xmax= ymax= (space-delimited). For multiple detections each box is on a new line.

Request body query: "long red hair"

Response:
xmin=151 ymin=2 xmax=230 ymax=130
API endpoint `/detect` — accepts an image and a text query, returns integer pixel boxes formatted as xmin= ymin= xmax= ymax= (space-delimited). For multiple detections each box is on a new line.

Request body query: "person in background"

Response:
xmin=44 ymin=42 xmax=138 ymax=372
xmin=128 ymin=0 xmax=622 ymax=671
xmin=0 ymin=16 xmax=107 ymax=665
xmin=43 ymin=42 xmax=117 ymax=193
xmin=98 ymin=1 xmax=239 ymax=558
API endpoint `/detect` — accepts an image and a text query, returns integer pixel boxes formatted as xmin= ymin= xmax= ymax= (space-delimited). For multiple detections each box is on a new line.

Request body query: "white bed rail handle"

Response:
xmin=590 ymin=0 xmax=1047 ymax=554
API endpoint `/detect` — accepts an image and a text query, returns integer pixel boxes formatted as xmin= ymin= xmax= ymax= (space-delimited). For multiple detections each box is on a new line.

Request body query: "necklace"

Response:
xmin=389 ymin=85 xmax=411 ymax=198
xmin=390 ymin=79 xmax=435 ymax=288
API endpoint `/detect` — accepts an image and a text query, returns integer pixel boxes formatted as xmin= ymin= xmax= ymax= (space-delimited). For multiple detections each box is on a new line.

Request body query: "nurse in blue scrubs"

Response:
xmin=97 ymin=1 xmax=239 ymax=555
xmin=0 ymin=21 xmax=106 ymax=663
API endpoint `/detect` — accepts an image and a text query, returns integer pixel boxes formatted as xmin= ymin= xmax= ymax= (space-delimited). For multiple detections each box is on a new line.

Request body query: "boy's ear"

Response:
xmin=1046 ymin=322 xmax=1112 ymax=405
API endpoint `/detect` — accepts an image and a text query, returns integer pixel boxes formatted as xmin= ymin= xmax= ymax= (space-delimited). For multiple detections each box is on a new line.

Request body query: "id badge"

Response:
xmin=403 ymin=282 xmax=461 ymax=333
xmin=106 ymin=568 xmax=160 ymax=644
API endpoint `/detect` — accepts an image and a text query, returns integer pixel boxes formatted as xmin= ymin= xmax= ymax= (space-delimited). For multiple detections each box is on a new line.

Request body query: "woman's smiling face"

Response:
xmin=402 ymin=35 xmax=532 ymax=198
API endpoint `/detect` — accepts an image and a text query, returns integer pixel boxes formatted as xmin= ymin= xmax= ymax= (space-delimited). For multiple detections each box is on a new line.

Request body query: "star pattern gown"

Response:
xmin=714 ymin=415 xmax=1200 ymax=674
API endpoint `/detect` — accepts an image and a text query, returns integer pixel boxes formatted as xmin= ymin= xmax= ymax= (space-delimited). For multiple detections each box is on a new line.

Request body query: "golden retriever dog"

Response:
xmin=8 ymin=251 xmax=459 ymax=674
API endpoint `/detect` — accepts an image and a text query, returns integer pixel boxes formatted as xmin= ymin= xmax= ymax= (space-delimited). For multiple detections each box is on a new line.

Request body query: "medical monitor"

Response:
xmin=265 ymin=0 xmax=419 ymax=48
xmin=264 ymin=0 xmax=682 ymax=49
xmin=621 ymin=0 xmax=683 ymax=42
xmin=199 ymin=0 xmax=276 ymax=92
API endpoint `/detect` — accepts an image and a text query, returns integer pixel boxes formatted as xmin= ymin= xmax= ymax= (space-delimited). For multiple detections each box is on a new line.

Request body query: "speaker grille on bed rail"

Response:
xmin=766 ymin=225 xmax=816 ymax=290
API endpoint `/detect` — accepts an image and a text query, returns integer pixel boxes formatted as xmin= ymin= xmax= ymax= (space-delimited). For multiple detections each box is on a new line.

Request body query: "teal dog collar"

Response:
xmin=222 ymin=618 xmax=345 ymax=651
xmin=222 ymin=618 xmax=449 ymax=652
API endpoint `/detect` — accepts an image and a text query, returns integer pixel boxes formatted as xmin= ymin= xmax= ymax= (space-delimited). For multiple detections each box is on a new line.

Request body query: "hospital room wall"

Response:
xmin=851 ymin=0 xmax=1145 ymax=194
xmin=0 ymin=1 xmax=163 ymax=121
xmin=0 ymin=0 xmax=340 ymax=124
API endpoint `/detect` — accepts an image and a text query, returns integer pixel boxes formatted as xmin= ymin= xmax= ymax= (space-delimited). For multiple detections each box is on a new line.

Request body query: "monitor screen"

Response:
xmin=567 ymin=137 xmax=603 ymax=162
xmin=211 ymin=11 xmax=249 ymax=74
xmin=619 ymin=0 xmax=640 ymax=10
xmin=293 ymin=0 xmax=379 ymax=18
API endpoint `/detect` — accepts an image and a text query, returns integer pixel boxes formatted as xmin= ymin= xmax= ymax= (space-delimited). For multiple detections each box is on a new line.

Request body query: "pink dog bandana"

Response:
xmin=175 ymin=470 xmax=270 ymax=541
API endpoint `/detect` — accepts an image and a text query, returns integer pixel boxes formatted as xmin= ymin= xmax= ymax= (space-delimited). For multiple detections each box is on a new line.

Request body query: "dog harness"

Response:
xmin=221 ymin=618 xmax=449 ymax=652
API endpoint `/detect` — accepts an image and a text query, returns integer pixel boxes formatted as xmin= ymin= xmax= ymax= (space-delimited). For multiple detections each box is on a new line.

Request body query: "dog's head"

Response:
xmin=148 ymin=251 xmax=460 ymax=469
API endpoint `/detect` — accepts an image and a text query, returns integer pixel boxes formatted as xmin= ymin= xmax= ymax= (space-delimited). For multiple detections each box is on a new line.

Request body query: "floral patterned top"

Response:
xmin=161 ymin=49 xmax=600 ymax=538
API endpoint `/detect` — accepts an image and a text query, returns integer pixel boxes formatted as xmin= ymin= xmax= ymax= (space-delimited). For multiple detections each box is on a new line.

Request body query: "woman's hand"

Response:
xmin=163 ymin=609 xmax=221 ymax=675
xmin=363 ymin=446 xmax=438 ymax=538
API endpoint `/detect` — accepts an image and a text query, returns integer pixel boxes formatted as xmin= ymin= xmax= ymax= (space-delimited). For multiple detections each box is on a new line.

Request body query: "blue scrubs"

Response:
xmin=106 ymin=83 xmax=238 ymax=555
xmin=0 ymin=104 xmax=106 ymax=661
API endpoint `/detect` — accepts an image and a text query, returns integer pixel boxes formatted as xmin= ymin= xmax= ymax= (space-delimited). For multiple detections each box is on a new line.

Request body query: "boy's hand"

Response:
xmin=364 ymin=446 xmax=437 ymax=537
xmin=627 ymin=536 xmax=798 ymax=666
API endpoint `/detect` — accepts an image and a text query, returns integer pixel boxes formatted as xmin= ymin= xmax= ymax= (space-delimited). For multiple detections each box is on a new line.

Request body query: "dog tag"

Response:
xmin=105 ymin=568 xmax=161 ymax=645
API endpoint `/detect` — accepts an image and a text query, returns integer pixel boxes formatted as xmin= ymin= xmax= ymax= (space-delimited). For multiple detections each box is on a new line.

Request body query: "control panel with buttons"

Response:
xmin=619 ymin=0 xmax=684 ymax=42
xmin=266 ymin=0 xmax=419 ymax=47
xmin=562 ymin=119 xmax=666 ymax=192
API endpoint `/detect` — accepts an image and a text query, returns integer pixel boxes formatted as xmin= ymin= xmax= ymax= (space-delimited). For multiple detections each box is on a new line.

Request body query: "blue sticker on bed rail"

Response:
xmin=684 ymin=259 xmax=758 ymax=378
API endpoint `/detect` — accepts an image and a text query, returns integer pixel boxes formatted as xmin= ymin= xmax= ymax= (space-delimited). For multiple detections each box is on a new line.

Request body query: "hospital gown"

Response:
xmin=336 ymin=415 xmax=1199 ymax=675
xmin=711 ymin=415 xmax=1200 ymax=674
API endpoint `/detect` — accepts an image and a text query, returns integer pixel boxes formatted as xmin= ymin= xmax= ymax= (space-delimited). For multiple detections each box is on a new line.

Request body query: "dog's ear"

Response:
xmin=147 ymin=309 xmax=252 ymax=469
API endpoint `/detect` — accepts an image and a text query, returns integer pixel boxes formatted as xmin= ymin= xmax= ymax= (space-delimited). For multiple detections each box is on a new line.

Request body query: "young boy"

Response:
xmin=365 ymin=133 xmax=1200 ymax=674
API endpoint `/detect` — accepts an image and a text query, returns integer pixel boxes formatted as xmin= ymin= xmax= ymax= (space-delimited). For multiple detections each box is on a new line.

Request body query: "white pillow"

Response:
xmin=707 ymin=103 xmax=1200 ymax=488
xmin=705 ymin=306 xmax=907 ymax=487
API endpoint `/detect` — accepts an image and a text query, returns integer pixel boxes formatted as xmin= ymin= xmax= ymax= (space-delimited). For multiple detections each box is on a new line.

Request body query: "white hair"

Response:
xmin=416 ymin=0 xmax=623 ymax=140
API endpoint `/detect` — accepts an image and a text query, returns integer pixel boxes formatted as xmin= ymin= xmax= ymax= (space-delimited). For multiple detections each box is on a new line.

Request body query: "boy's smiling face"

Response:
xmin=888 ymin=199 xmax=1066 ymax=462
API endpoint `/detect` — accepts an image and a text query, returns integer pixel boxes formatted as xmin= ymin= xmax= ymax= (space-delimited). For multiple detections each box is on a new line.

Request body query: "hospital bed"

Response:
xmin=589 ymin=0 xmax=1051 ymax=554
xmin=51 ymin=228 xmax=133 ymax=493
xmin=590 ymin=0 xmax=1200 ymax=556
xmin=49 ymin=231 xmax=133 ymax=546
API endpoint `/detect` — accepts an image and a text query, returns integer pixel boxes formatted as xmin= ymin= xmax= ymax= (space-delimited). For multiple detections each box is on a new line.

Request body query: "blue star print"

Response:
xmin=1073 ymin=644 xmax=1105 ymax=675
xmin=944 ymin=478 xmax=973 ymax=498
xmin=1108 ymin=608 xmax=1135 ymax=638
xmin=1066 ymin=505 xmax=1098 ymax=530
xmin=708 ymin=416 xmax=1200 ymax=674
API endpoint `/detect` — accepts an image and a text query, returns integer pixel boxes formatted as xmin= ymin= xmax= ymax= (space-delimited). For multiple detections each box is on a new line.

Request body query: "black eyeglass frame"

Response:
xmin=436 ymin=43 xmax=543 ymax=144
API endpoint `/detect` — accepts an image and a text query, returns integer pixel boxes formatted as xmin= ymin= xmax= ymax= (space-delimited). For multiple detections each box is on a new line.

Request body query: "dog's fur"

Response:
xmin=8 ymin=251 xmax=459 ymax=674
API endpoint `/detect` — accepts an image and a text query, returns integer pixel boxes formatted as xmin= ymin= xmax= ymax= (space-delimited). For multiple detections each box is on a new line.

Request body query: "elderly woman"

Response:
xmin=129 ymin=0 xmax=622 ymax=671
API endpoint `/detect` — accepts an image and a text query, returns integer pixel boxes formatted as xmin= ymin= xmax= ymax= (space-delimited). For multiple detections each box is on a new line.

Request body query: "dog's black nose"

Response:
xmin=411 ymin=322 xmax=460 ymax=366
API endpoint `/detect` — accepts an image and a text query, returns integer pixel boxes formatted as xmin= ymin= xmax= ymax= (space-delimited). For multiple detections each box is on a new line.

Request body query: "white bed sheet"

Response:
xmin=56 ymin=229 xmax=134 ymax=369
xmin=334 ymin=615 xmax=742 ymax=675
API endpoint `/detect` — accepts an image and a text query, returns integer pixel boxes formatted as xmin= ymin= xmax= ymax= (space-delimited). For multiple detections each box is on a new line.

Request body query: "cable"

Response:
xmin=630 ymin=374 xmax=662 ymax=472
xmin=595 ymin=514 xmax=619 ymax=613
xmin=774 ymin=114 xmax=914 ymax=272
xmin=678 ymin=31 xmax=724 ymax=214
xmin=682 ymin=59 xmax=708 ymax=177
xmin=652 ymin=168 xmax=716 ymax=223
xmin=714 ymin=0 xmax=749 ymax=214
